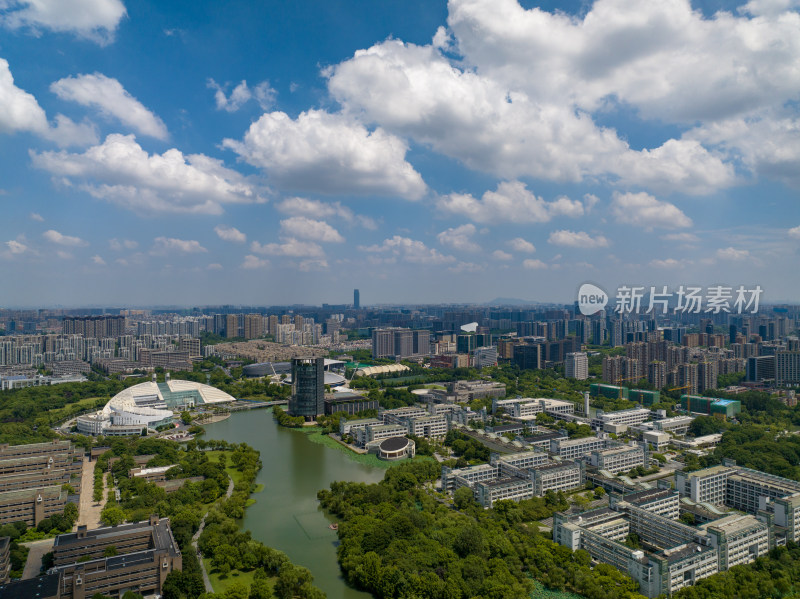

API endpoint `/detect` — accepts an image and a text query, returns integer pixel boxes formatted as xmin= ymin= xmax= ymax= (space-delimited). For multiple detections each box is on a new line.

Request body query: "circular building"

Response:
xmin=377 ymin=436 xmax=416 ymax=461
xmin=77 ymin=378 xmax=235 ymax=436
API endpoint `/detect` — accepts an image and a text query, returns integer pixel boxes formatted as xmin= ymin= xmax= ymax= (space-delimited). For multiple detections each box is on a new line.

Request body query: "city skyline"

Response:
xmin=1 ymin=0 xmax=799 ymax=307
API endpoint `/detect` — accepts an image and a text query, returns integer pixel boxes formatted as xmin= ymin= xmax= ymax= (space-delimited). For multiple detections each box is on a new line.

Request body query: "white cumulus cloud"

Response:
xmin=241 ymin=255 xmax=270 ymax=269
xmin=214 ymin=225 xmax=246 ymax=243
xmin=649 ymin=258 xmax=688 ymax=269
xmin=280 ymin=216 xmax=344 ymax=243
xmin=522 ymin=259 xmax=548 ymax=269
xmin=0 ymin=58 xmax=97 ymax=146
xmin=548 ymin=230 xmax=609 ymax=248
xmin=31 ymin=134 xmax=261 ymax=215
xmin=508 ymin=237 xmax=536 ymax=253
xmin=328 ymin=38 xmax=735 ymax=194
xmin=359 ymin=235 xmax=455 ymax=265
xmin=51 ymin=73 xmax=167 ymax=140
xmin=716 ymin=247 xmax=750 ymax=261
xmin=0 ymin=0 xmax=127 ymax=44
xmin=789 ymin=226 xmax=800 ymax=239
xmin=438 ymin=181 xmax=584 ymax=224
xmin=207 ymin=79 xmax=276 ymax=112
xmin=4 ymin=238 xmax=29 ymax=255
xmin=437 ymin=224 xmax=479 ymax=252
xmin=150 ymin=237 xmax=207 ymax=255
xmin=223 ymin=109 xmax=426 ymax=200
xmin=276 ymin=197 xmax=377 ymax=229
xmin=43 ymin=229 xmax=87 ymax=246
xmin=491 ymin=249 xmax=512 ymax=261
xmin=250 ymin=238 xmax=325 ymax=258
xmin=611 ymin=191 xmax=692 ymax=230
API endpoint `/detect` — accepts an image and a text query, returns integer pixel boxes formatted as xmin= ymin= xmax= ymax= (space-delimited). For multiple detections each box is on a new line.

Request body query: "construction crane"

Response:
xmin=615 ymin=375 xmax=642 ymax=401
xmin=668 ymin=384 xmax=693 ymax=412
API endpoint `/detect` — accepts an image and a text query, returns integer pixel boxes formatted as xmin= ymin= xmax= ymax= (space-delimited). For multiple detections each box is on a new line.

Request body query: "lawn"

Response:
xmin=203 ymin=557 xmax=270 ymax=595
xmin=205 ymin=450 xmax=245 ymax=486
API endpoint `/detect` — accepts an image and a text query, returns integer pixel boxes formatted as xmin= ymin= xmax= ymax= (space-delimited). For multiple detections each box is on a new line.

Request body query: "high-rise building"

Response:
xmin=243 ymin=314 xmax=264 ymax=339
xmin=565 ymin=352 xmax=588 ymax=380
xmin=513 ymin=344 xmax=541 ymax=370
xmin=777 ymin=352 xmax=800 ymax=386
xmin=225 ymin=314 xmax=238 ymax=339
xmin=268 ymin=315 xmax=278 ymax=336
xmin=354 ymin=289 xmax=360 ymax=310
xmin=62 ymin=315 xmax=125 ymax=339
xmin=591 ymin=319 xmax=606 ymax=345
xmin=698 ymin=360 xmax=719 ymax=393
xmin=648 ymin=360 xmax=668 ymax=390
xmin=677 ymin=363 xmax=699 ymax=395
xmin=289 ymin=357 xmax=324 ymax=421
xmin=372 ymin=328 xmax=429 ymax=359
xmin=372 ymin=329 xmax=394 ymax=358
xmin=747 ymin=355 xmax=776 ymax=383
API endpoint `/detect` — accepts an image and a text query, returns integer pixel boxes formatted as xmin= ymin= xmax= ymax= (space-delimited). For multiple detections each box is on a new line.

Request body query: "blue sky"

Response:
xmin=0 ymin=0 xmax=799 ymax=307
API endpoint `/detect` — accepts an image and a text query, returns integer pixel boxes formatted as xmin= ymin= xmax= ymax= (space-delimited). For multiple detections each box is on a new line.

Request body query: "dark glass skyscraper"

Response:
xmin=289 ymin=357 xmax=324 ymax=420
xmin=354 ymin=288 xmax=360 ymax=309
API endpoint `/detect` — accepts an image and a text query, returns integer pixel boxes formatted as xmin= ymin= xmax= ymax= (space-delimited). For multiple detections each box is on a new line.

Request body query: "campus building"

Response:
xmin=591 ymin=408 xmax=652 ymax=433
xmin=549 ymin=435 xmax=609 ymax=460
xmin=588 ymin=444 xmax=647 ymax=474
xmin=0 ymin=516 xmax=182 ymax=599
xmin=555 ymin=461 xmax=800 ymax=597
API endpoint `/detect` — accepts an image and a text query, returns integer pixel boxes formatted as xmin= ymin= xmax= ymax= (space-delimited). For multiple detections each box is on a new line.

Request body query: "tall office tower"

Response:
xmin=574 ymin=319 xmax=589 ymax=345
xmin=225 ymin=314 xmax=238 ymax=338
xmin=565 ymin=352 xmax=589 ymax=380
xmin=648 ymin=361 xmax=668 ymax=390
xmin=747 ymin=355 xmax=776 ymax=383
xmin=372 ymin=329 xmax=395 ymax=358
xmin=591 ymin=319 xmax=606 ymax=345
xmin=394 ymin=330 xmax=414 ymax=357
xmin=777 ymin=351 xmax=800 ymax=386
xmin=456 ymin=334 xmax=477 ymax=354
xmin=288 ymin=357 xmax=324 ymax=421
xmin=513 ymin=343 xmax=541 ymax=370
xmin=354 ymin=289 xmax=360 ymax=310
xmin=244 ymin=314 xmax=264 ymax=339
xmin=729 ymin=324 xmax=738 ymax=346
xmin=412 ymin=330 xmax=430 ymax=356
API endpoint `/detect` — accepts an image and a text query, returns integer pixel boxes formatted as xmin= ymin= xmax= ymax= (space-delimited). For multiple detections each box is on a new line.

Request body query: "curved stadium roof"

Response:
xmin=102 ymin=380 xmax=235 ymax=417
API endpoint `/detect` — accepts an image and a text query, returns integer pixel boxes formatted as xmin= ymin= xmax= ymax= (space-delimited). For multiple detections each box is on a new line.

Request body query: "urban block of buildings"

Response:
xmin=554 ymin=458 xmax=800 ymax=597
xmin=0 ymin=516 xmax=181 ymax=599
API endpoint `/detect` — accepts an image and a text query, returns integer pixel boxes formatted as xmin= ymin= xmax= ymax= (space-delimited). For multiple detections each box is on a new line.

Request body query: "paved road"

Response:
xmin=20 ymin=538 xmax=54 ymax=579
xmin=77 ymin=458 xmax=106 ymax=529
xmin=193 ymin=475 xmax=236 ymax=593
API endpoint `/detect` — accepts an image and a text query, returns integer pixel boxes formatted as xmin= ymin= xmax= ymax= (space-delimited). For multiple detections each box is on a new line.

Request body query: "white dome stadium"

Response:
xmin=77 ymin=379 xmax=235 ymax=436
